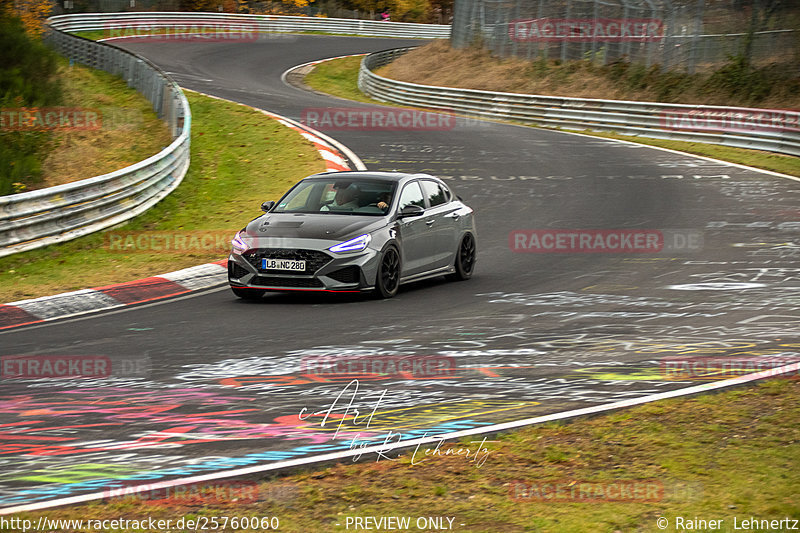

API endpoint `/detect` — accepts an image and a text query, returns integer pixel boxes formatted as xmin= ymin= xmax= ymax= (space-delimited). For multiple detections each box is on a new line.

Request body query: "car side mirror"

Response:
xmin=261 ymin=201 xmax=275 ymax=213
xmin=398 ymin=205 xmax=425 ymax=218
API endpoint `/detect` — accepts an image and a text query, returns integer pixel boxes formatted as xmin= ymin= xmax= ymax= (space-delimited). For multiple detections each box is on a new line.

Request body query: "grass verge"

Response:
xmin=303 ymin=55 xmax=800 ymax=178
xmin=36 ymin=56 xmax=172 ymax=190
xmin=9 ymin=377 xmax=799 ymax=532
xmin=303 ymin=55 xmax=374 ymax=104
xmin=0 ymin=91 xmax=324 ymax=302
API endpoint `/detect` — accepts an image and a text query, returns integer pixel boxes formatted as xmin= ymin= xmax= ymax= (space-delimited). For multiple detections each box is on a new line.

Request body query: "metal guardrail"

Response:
xmin=359 ymin=48 xmax=800 ymax=158
xmin=0 ymin=14 xmax=449 ymax=259
xmin=0 ymin=27 xmax=191 ymax=258
xmin=48 ymin=12 xmax=451 ymax=39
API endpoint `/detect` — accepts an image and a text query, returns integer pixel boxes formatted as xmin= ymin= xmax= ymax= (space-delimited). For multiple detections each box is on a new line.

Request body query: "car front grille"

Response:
xmin=251 ymin=276 xmax=325 ymax=288
xmin=243 ymin=248 xmax=332 ymax=275
xmin=327 ymin=266 xmax=361 ymax=284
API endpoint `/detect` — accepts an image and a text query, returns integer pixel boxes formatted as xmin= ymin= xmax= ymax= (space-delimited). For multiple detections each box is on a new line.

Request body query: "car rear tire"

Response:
xmin=447 ymin=233 xmax=476 ymax=281
xmin=231 ymin=287 xmax=265 ymax=300
xmin=374 ymin=246 xmax=401 ymax=299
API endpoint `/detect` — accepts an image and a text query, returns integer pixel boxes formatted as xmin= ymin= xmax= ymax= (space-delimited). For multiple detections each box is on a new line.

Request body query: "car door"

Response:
xmin=394 ymin=180 xmax=429 ymax=277
xmin=420 ymin=179 xmax=458 ymax=270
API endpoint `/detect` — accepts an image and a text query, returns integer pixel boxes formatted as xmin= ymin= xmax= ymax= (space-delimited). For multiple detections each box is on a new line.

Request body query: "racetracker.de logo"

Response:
xmin=510 ymin=479 xmax=664 ymax=502
xmin=509 ymin=229 xmax=703 ymax=254
xmin=510 ymin=229 xmax=661 ymax=253
xmin=661 ymin=355 xmax=800 ymax=381
xmin=103 ymin=20 xmax=260 ymax=42
xmin=0 ymin=108 xmax=101 ymax=131
xmin=300 ymin=355 xmax=456 ymax=378
xmin=301 ymin=108 xmax=455 ymax=131
xmin=1 ymin=355 xmax=112 ymax=379
xmin=509 ymin=18 xmax=664 ymax=42
xmin=104 ymin=230 xmax=236 ymax=254
xmin=661 ymin=108 xmax=800 ymax=134
xmin=102 ymin=480 xmax=260 ymax=505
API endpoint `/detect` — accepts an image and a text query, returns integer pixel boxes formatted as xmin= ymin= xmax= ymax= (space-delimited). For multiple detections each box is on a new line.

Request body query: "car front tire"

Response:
xmin=374 ymin=245 xmax=401 ymax=299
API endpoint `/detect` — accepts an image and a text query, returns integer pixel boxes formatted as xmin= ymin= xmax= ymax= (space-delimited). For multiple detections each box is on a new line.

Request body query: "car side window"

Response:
xmin=397 ymin=181 xmax=425 ymax=210
xmin=421 ymin=180 xmax=448 ymax=207
xmin=441 ymin=184 xmax=452 ymax=203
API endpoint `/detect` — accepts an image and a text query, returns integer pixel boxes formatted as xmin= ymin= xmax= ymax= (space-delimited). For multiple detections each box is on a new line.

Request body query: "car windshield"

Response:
xmin=273 ymin=178 xmax=397 ymax=216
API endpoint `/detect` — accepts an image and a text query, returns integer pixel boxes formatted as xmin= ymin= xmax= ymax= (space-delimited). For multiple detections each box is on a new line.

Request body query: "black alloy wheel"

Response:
xmin=375 ymin=246 xmax=401 ymax=298
xmin=448 ymin=233 xmax=476 ymax=281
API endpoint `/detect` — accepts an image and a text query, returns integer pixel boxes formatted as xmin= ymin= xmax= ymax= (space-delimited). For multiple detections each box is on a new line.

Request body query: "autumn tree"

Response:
xmin=9 ymin=0 xmax=54 ymax=36
xmin=184 ymin=0 xmax=308 ymax=12
xmin=0 ymin=12 xmax=62 ymax=195
xmin=343 ymin=0 xmax=433 ymax=22
xmin=427 ymin=0 xmax=452 ymax=23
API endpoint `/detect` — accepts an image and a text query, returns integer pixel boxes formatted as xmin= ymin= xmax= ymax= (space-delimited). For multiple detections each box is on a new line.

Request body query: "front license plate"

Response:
xmin=262 ymin=258 xmax=306 ymax=271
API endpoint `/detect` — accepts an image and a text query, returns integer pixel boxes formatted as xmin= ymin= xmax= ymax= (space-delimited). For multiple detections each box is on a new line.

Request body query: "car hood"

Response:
xmin=244 ymin=213 xmax=387 ymax=241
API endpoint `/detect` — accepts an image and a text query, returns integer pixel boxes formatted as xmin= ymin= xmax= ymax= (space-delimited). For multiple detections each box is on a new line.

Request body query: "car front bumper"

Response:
xmin=227 ymin=238 xmax=380 ymax=292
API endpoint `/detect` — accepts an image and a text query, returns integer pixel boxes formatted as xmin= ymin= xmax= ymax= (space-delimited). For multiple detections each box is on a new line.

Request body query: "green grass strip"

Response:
xmin=304 ymin=56 xmax=375 ymax=104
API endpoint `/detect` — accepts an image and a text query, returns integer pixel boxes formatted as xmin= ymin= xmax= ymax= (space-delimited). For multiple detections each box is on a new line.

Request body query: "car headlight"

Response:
xmin=231 ymin=230 xmax=250 ymax=254
xmin=329 ymin=234 xmax=371 ymax=253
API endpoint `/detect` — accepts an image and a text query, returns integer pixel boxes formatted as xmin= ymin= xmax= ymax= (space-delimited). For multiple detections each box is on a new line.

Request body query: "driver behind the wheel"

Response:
xmin=376 ymin=192 xmax=391 ymax=211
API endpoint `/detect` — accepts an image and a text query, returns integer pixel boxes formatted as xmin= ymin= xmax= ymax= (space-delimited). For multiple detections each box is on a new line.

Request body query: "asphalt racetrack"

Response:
xmin=0 ymin=34 xmax=798 ymax=511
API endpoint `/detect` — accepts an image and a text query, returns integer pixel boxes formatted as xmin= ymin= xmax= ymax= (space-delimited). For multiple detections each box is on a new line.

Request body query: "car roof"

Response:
xmin=304 ymin=171 xmax=439 ymax=183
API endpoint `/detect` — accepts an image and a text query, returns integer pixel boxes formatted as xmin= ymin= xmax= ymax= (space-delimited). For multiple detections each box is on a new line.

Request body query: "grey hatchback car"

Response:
xmin=227 ymin=171 xmax=476 ymax=299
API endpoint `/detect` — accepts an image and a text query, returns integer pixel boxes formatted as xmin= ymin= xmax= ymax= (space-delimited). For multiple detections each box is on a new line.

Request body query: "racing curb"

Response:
xmin=0 ymin=93 xmax=365 ymax=331
xmin=0 ymin=260 xmax=229 ymax=330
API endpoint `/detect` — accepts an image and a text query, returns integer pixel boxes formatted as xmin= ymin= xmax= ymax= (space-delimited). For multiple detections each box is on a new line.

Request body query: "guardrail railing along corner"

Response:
xmin=2 ymin=13 xmax=454 ymax=259
xmin=358 ymin=47 xmax=800 ymax=159
xmin=0 ymin=19 xmax=192 ymax=259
